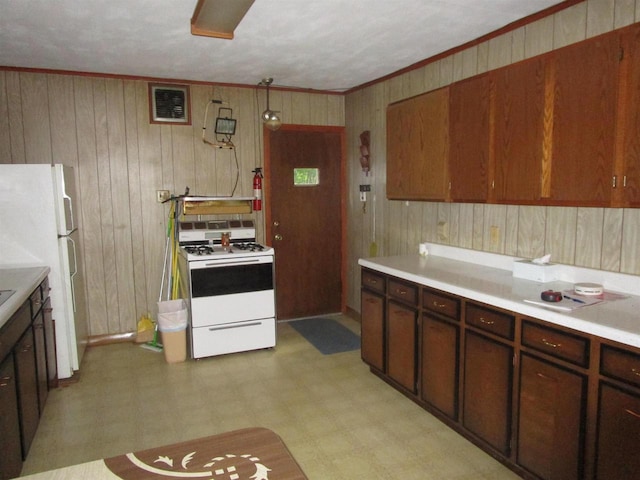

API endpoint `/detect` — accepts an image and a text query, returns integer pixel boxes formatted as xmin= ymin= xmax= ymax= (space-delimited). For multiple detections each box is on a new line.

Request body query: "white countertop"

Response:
xmin=0 ymin=267 xmax=50 ymax=330
xmin=359 ymin=246 xmax=640 ymax=349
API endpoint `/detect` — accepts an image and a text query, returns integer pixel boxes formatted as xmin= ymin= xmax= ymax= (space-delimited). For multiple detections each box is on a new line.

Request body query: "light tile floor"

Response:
xmin=20 ymin=316 xmax=521 ymax=479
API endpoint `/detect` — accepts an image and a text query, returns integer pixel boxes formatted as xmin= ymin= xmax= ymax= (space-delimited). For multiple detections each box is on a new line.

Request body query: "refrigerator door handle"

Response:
xmin=67 ymin=236 xmax=78 ymax=313
xmin=64 ymin=195 xmax=75 ymax=233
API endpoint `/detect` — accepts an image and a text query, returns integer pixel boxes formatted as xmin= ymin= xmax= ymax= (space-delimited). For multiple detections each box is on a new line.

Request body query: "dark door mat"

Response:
xmin=289 ymin=317 xmax=360 ymax=355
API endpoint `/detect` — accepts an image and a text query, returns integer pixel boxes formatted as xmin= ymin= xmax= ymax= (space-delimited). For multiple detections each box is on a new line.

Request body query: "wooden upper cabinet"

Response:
xmin=615 ymin=23 xmax=640 ymax=207
xmin=386 ymin=87 xmax=449 ymax=201
xmin=449 ymin=73 xmax=490 ymax=203
xmin=491 ymin=56 xmax=547 ymax=203
xmin=547 ymin=32 xmax=619 ymax=206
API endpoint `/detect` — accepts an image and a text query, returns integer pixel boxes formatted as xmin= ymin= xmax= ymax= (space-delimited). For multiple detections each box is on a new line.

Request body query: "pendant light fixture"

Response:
xmin=259 ymin=78 xmax=282 ymax=131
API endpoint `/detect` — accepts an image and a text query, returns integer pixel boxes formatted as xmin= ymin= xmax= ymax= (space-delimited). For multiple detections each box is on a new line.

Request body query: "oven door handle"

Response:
xmin=208 ymin=321 xmax=263 ymax=331
xmin=199 ymin=258 xmax=267 ymax=268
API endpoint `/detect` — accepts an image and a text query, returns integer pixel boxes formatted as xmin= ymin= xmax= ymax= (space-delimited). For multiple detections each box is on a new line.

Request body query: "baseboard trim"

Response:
xmin=88 ymin=331 xmax=136 ymax=346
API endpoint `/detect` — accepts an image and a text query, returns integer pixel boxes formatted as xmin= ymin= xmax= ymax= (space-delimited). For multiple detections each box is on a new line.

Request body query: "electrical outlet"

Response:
xmin=156 ymin=190 xmax=170 ymax=203
xmin=490 ymin=225 xmax=500 ymax=246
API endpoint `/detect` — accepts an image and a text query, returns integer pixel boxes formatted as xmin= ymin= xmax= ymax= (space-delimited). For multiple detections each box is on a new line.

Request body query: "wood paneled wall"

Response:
xmin=2 ymin=0 xmax=639 ymax=336
xmin=0 ymin=74 xmax=343 ymax=335
xmin=345 ymin=0 xmax=640 ymax=311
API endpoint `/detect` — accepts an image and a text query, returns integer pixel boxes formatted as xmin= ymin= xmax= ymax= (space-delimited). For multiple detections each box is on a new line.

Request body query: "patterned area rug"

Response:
xmin=290 ymin=317 xmax=360 ymax=355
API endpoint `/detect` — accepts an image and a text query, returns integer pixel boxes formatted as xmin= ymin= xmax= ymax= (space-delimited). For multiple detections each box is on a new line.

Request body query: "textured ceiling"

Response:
xmin=0 ymin=0 xmax=565 ymax=91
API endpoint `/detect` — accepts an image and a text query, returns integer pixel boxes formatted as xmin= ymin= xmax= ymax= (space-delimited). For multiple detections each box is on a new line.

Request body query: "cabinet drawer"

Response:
xmin=522 ymin=321 xmax=589 ymax=367
xmin=361 ymin=270 xmax=385 ymax=294
xmin=388 ymin=279 xmax=418 ymax=305
xmin=600 ymin=345 xmax=640 ymax=389
xmin=423 ymin=289 xmax=460 ymax=320
xmin=466 ymin=303 xmax=514 ymax=340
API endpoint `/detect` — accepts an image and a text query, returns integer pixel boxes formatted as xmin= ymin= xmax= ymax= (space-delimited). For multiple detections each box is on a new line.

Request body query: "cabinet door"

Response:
xmin=386 ymin=88 xmax=449 ymax=200
xmin=463 ymin=331 xmax=513 ymax=454
xmin=42 ymin=298 xmax=57 ymax=388
xmin=617 ymin=23 xmax=640 ymax=207
xmin=387 ymin=300 xmax=417 ymax=392
xmin=361 ymin=289 xmax=385 ymax=371
xmin=517 ymin=354 xmax=585 ymax=480
xmin=548 ymin=32 xmax=619 ymax=205
xmin=14 ymin=328 xmax=39 ymax=458
xmin=32 ymin=314 xmax=48 ymax=413
xmin=449 ymin=74 xmax=490 ymax=202
xmin=0 ymin=355 xmax=23 ymax=480
xmin=421 ymin=315 xmax=459 ymax=420
xmin=596 ymin=383 xmax=640 ymax=480
xmin=492 ymin=56 xmax=546 ymax=203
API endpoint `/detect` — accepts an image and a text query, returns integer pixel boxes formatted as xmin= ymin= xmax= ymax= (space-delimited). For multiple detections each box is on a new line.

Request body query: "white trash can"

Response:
xmin=157 ymin=299 xmax=188 ymax=363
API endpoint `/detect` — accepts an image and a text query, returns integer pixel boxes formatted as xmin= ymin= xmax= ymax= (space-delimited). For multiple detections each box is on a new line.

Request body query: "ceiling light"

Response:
xmin=260 ymin=78 xmax=282 ymax=131
xmin=191 ymin=0 xmax=255 ymax=40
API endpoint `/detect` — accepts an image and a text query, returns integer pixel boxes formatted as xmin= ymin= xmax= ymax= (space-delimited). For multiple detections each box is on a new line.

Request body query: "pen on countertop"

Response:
xmin=564 ymin=295 xmax=586 ymax=304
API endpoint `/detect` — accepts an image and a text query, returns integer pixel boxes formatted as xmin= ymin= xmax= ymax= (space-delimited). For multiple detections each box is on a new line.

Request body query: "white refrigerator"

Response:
xmin=0 ymin=164 xmax=88 ymax=379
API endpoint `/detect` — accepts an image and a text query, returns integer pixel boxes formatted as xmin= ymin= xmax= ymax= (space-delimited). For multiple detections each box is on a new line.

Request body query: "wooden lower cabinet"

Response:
xmin=595 ymin=383 xmax=640 ymax=480
xmin=361 ymin=289 xmax=385 ymax=371
xmin=360 ymin=267 xmax=640 ymax=480
xmin=421 ymin=315 xmax=459 ymax=420
xmin=0 ymin=355 xmax=22 ymax=480
xmin=517 ymin=354 xmax=586 ymax=480
xmin=463 ymin=330 xmax=513 ymax=455
xmin=14 ymin=328 xmax=39 ymax=459
xmin=387 ymin=300 xmax=417 ymax=392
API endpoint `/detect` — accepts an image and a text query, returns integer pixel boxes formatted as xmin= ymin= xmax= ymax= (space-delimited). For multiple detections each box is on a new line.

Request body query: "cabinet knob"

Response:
xmin=632 ymin=368 xmax=640 ymax=377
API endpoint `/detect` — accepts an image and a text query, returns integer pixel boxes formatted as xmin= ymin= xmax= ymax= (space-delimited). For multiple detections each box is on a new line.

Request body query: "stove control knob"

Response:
xmin=274 ymin=234 xmax=283 ymax=241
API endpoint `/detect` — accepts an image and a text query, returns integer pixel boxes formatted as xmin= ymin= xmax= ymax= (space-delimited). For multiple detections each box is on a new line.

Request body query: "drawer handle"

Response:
xmin=632 ymin=368 xmax=640 ymax=377
xmin=432 ymin=301 xmax=446 ymax=308
xmin=541 ymin=338 xmax=561 ymax=349
xmin=625 ymin=408 xmax=640 ymax=420
xmin=479 ymin=317 xmax=495 ymax=326
xmin=536 ymin=372 xmax=553 ymax=380
xmin=368 ymin=279 xmax=378 ymax=285
xmin=396 ymin=289 xmax=407 ymax=295
xmin=209 ymin=321 xmax=262 ymax=332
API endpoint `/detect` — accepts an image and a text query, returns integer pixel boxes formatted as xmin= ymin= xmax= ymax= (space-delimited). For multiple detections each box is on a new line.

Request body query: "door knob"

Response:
xmin=274 ymin=234 xmax=283 ymax=241
xmin=273 ymin=221 xmax=280 ymax=227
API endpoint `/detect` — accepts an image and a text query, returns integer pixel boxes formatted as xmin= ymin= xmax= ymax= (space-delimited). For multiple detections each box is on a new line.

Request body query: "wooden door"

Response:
xmin=0 ymin=355 xmax=23 ymax=480
xmin=596 ymin=383 xmax=640 ymax=480
xmin=386 ymin=88 xmax=449 ymax=200
xmin=517 ymin=354 xmax=586 ymax=480
xmin=361 ymin=289 xmax=385 ymax=371
xmin=449 ymin=74 xmax=490 ymax=202
xmin=387 ymin=300 xmax=417 ymax=392
xmin=492 ymin=56 xmax=546 ymax=203
xmin=421 ymin=315 xmax=459 ymax=420
xmin=463 ymin=331 xmax=513 ymax=455
xmin=265 ymin=126 xmax=344 ymax=320
xmin=617 ymin=23 xmax=640 ymax=207
xmin=548 ymin=32 xmax=619 ymax=205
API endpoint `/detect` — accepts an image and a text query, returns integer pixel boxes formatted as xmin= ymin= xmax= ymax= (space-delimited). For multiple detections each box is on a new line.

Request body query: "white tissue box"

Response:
xmin=512 ymin=260 xmax=559 ymax=283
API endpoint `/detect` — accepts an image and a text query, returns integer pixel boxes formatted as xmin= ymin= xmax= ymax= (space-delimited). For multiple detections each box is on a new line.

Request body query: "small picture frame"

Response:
xmin=149 ymin=83 xmax=191 ymax=125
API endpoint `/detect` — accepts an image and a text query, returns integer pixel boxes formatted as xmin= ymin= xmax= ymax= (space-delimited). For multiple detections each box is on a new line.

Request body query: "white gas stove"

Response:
xmin=178 ymin=219 xmax=274 ymax=261
xmin=177 ymin=219 xmax=276 ymax=359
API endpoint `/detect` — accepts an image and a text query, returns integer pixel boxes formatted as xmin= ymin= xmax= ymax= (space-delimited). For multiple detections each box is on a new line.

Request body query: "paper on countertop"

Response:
xmin=531 ymin=254 xmax=552 ymax=265
xmin=523 ymin=289 xmax=606 ymax=311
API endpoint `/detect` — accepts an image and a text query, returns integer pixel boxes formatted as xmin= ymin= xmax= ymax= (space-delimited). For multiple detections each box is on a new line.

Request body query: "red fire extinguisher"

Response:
xmin=252 ymin=167 xmax=263 ymax=211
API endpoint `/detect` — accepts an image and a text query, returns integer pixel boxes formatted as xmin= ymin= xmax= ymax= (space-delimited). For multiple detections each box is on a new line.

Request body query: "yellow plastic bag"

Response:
xmin=135 ymin=313 xmax=155 ymax=343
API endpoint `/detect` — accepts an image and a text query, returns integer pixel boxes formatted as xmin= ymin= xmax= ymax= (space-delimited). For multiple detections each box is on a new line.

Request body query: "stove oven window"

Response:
xmin=190 ymin=263 xmax=273 ymax=298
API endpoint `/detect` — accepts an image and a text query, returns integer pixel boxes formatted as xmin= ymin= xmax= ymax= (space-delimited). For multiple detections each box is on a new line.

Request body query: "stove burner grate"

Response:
xmin=233 ymin=242 xmax=265 ymax=252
